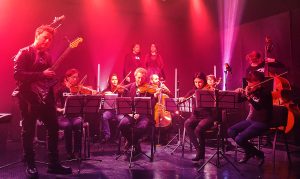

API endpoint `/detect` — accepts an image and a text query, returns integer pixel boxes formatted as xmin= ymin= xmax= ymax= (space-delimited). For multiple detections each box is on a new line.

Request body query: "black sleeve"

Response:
xmin=13 ymin=49 xmax=44 ymax=82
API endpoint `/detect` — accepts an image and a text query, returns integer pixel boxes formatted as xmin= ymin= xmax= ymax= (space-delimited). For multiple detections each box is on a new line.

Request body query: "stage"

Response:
xmin=0 ymin=134 xmax=299 ymax=179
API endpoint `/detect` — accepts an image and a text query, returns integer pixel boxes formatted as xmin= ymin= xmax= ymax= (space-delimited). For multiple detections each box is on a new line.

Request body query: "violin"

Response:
xmin=137 ymin=83 xmax=158 ymax=94
xmin=69 ymin=85 xmax=98 ymax=95
xmin=112 ymin=85 xmax=127 ymax=94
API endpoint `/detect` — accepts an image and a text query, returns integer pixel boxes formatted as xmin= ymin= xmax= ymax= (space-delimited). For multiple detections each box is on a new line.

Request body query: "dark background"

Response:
xmin=1 ymin=0 xmax=300 ymax=141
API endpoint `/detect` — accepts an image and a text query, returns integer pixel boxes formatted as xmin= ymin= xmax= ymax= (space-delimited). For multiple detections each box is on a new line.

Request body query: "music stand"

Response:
xmin=163 ymin=98 xmax=193 ymax=156
xmin=63 ymin=95 xmax=102 ymax=174
xmin=101 ymin=94 xmax=118 ymax=110
xmin=195 ymin=89 xmax=241 ymax=173
xmin=115 ymin=97 xmax=154 ymax=168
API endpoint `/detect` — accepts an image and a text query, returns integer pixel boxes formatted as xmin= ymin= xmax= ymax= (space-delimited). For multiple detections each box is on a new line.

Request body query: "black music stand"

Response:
xmin=115 ymin=97 xmax=154 ymax=168
xmin=63 ymin=95 xmax=102 ymax=174
xmin=195 ymin=89 xmax=241 ymax=173
xmin=100 ymin=94 xmax=118 ymax=110
xmin=163 ymin=98 xmax=193 ymax=156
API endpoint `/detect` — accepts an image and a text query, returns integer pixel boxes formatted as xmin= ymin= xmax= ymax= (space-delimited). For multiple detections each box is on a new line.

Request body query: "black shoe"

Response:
xmin=100 ymin=135 xmax=110 ymax=144
xmin=238 ymin=153 xmax=254 ymax=163
xmin=67 ymin=153 xmax=75 ymax=160
xmin=255 ymin=152 xmax=265 ymax=166
xmin=26 ymin=166 xmax=38 ymax=178
xmin=192 ymin=150 xmax=204 ymax=162
xmin=47 ymin=163 xmax=72 ymax=175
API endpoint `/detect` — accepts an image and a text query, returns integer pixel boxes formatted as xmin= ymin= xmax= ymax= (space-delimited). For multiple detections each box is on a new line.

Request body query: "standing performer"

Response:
xmin=100 ymin=73 xmax=126 ymax=143
xmin=228 ymin=71 xmax=272 ymax=166
xmin=145 ymin=43 xmax=166 ymax=80
xmin=183 ymin=72 xmax=214 ymax=161
xmin=123 ymin=43 xmax=144 ymax=84
xmin=119 ymin=68 xmax=154 ymax=155
xmin=56 ymin=68 xmax=82 ymax=159
xmin=12 ymin=25 xmax=72 ymax=177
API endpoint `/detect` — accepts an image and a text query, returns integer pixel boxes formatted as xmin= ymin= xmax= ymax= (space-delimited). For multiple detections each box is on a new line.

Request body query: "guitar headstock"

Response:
xmin=69 ymin=37 xmax=83 ymax=48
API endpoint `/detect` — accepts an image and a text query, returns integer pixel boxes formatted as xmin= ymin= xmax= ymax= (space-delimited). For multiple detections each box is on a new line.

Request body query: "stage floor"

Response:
xmin=0 ymin=136 xmax=300 ymax=179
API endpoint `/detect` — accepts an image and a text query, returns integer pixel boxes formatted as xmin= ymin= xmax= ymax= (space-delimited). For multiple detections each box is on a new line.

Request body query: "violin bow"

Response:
xmin=249 ymin=71 xmax=288 ymax=89
xmin=112 ymin=71 xmax=131 ymax=93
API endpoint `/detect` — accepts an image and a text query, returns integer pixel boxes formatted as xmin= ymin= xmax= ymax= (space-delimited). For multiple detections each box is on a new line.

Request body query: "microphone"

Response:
xmin=224 ymin=63 xmax=232 ymax=74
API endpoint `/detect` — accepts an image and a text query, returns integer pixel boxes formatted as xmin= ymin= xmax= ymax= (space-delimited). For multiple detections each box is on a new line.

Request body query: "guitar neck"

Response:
xmin=50 ymin=47 xmax=72 ymax=71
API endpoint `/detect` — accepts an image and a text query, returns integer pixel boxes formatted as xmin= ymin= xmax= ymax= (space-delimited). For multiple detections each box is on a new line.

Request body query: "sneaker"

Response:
xmin=47 ymin=163 xmax=72 ymax=175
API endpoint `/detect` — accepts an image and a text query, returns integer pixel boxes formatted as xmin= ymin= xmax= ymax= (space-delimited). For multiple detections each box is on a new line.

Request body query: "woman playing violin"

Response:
xmin=228 ymin=71 xmax=273 ymax=166
xmin=55 ymin=68 xmax=82 ymax=159
xmin=100 ymin=73 xmax=125 ymax=143
xmin=183 ymin=72 xmax=215 ymax=161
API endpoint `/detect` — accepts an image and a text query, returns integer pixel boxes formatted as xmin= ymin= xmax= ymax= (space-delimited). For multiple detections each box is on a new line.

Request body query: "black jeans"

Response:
xmin=184 ymin=114 xmax=214 ymax=153
xmin=18 ymin=93 xmax=59 ymax=166
xmin=119 ymin=114 xmax=149 ymax=145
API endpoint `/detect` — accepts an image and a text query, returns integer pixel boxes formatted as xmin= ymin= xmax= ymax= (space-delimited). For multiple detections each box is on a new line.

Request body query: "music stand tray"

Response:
xmin=101 ymin=94 xmax=118 ymax=110
xmin=134 ymin=97 xmax=152 ymax=116
xmin=195 ymin=90 xmax=241 ymax=109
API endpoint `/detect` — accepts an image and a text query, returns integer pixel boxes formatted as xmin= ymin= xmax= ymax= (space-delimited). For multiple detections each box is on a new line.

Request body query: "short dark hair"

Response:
xmin=35 ymin=25 xmax=55 ymax=37
xmin=65 ymin=68 xmax=79 ymax=79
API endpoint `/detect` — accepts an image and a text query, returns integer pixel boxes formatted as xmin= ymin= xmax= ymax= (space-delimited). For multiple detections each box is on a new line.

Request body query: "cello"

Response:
xmin=153 ymin=82 xmax=172 ymax=128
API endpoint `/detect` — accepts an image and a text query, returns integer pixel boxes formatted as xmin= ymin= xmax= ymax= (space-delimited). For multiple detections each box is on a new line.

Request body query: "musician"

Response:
xmin=119 ymin=67 xmax=154 ymax=154
xmin=145 ymin=43 xmax=166 ymax=80
xmin=12 ymin=25 xmax=72 ymax=177
xmin=100 ymin=73 xmax=125 ymax=143
xmin=123 ymin=43 xmax=144 ymax=84
xmin=228 ymin=71 xmax=273 ymax=166
xmin=56 ymin=68 xmax=82 ymax=159
xmin=205 ymin=74 xmax=219 ymax=90
xmin=245 ymin=51 xmax=265 ymax=76
xmin=149 ymin=74 xmax=172 ymax=145
xmin=183 ymin=72 xmax=214 ymax=161
xmin=150 ymin=73 xmax=172 ymax=97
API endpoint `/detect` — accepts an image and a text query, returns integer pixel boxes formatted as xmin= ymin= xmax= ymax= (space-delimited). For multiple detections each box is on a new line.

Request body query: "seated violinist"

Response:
xmin=227 ymin=71 xmax=272 ymax=166
xmin=205 ymin=74 xmax=220 ymax=90
xmin=182 ymin=72 xmax=215 ymax=161
xmin=119 ymin=67 xmax=154 ymax=154
xmin=55 ymin=68 xmax=82 ymax=159
xmin=100 ymin=73 xmax=126 ymax=143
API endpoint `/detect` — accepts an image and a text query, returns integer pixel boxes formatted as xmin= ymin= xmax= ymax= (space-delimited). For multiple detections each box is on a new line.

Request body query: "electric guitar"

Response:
xmin=31 ymin=37 xmax=83 ymax=103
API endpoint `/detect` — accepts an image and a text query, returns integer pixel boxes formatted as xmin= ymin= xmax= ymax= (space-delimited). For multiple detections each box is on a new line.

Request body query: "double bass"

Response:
xmin=272 ymin=74 xmax=299 ymax=133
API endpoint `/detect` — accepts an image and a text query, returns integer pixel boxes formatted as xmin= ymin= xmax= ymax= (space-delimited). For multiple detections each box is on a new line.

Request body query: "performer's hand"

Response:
xmin=43 ymin=68 xmax=56 ymax=78
xmin=178 ymin=97 xmax=185 ymax=102
xmin=56 ymin=107 xmax=64 ymax=113
xmin=126 ymin=77 xmax=130 ymax=83
xmin=234 ymin=88 xmax=243 ymax=94
xmin=133 ymin=114 xmax=140 ymax=120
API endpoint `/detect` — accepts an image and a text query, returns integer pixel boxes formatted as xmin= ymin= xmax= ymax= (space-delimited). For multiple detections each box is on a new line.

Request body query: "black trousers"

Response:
xmin=18 ymin=92 xmax=59 ymax=166
xmin=184 ymin=114 xmax=214 ymax=154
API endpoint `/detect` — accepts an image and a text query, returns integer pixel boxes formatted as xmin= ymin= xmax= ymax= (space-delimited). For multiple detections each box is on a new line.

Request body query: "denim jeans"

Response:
xmin=58 ymin=116 xmax=82 ymax=154
xmin=227 ymin=120 xmax=268 ymax=155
